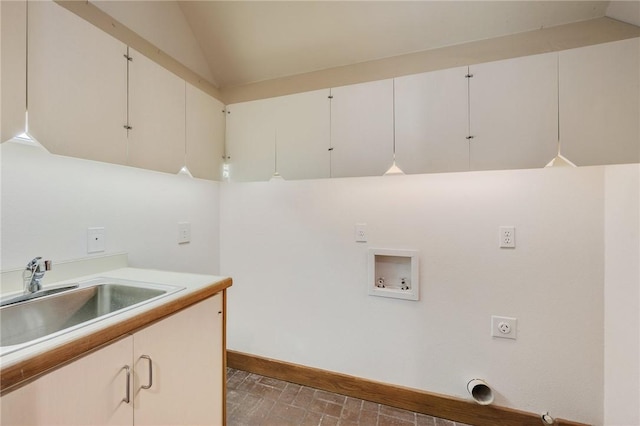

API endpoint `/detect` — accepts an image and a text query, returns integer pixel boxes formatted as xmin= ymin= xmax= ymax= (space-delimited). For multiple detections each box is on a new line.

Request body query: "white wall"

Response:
xmin=0 ymin=141 xmax=220 ymax=290
xmin=220 ymin=167 xmax=606 ymax=424
xmin=604 ymin=164 xmax=640 ymax=426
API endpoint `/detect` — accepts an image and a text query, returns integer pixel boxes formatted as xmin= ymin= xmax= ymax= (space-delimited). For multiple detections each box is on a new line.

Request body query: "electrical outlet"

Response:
xmin=491 ymin=315 xmax=517 ymax=339
xmin=178 ymin=222 xmax=191 ymax=244
xmin=355 ymin=223 xmax=367 ymax=242
xmin=499 ymin=226 xmax=516 ymax=248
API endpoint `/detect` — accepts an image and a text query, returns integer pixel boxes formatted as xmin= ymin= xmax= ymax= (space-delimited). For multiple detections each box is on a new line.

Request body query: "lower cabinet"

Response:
xmin=0 ymin=293 xmax=224 ymax=426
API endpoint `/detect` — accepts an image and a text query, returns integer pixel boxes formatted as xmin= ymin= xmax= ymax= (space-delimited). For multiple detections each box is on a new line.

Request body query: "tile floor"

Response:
xmin=226 ymin=368 xmax=473 ymax=426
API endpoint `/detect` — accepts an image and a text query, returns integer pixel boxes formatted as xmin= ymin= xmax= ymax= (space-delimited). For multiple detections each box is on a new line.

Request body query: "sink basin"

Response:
xmin=0 ymin=278 xmax=184 ymax=352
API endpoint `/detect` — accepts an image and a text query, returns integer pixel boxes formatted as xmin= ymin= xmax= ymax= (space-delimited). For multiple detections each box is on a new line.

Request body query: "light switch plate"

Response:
xmin=178 ymin=222 xmax=191 ymax=244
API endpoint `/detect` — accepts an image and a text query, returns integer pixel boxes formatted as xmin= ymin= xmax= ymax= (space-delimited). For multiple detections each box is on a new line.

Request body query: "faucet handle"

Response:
xmin=44 ymin=260 xmax=52 ymax=271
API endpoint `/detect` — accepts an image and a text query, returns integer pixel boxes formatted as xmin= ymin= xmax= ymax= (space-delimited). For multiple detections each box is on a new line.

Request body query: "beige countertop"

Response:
xmin=0 ymin=267 xmax=231 ymax=394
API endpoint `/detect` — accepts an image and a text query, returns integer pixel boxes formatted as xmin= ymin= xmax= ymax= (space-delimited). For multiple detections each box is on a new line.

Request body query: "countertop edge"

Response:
xmin=0 ymin=277 xmax=232 ymax=394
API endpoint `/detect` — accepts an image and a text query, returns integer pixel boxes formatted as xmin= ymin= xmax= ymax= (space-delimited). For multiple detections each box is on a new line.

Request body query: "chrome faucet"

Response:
xmin=23 ymin=257 xmax=51 ymax=294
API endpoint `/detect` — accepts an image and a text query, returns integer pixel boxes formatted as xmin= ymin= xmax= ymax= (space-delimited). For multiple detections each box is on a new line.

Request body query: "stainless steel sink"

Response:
xmin=0 ymin=278 xmax=184 ymax=352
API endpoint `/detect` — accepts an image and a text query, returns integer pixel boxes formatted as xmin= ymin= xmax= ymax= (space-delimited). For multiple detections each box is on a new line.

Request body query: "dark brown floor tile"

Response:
xmin=416 ymin=413 xmax=437 ymax=426
xmin=322 ymin=401 xmax=344 ymax=418
xmin=378 ymin=413 xmax=416 ymax=426
xmin=434 ymin=419 xmax=456 ymax=426
xmin=300 ymin=411 xmax=323 ymax=426
xmin=338 ymin=420 xmax=360 ymax=426
xmin=259 ymin=375 xmax=289 ymax=390
xmin=379 ymin=404 xmax=416 ymax=422
xmin=253 ymin=382 xmax=285 ymax=400
xmin=231 ymin=398 xmax=275 ymax=425
xmin=227 ymin=389 xmax=246 ymax=405
xmin=279 ymin=383 xmax=303 ymax=404
xmin=292 ymin=386 xmax=317 ymax=408
xmin=319 ymin=415 xmax=339 ymax=426
xmin=270 ymin=402 xmax=307 ymax=422
xmin=340 ymin=397 xmax=362 ymax=422
xmin=315 ymin=389 xmax=347 ymax=405
xmin=308 ymin=398 xmax=329 ymax=414
xmin=361 ymin=400 xmax=379 ymax=412
xmin=358 ymin=409 xmax=378 ymax=425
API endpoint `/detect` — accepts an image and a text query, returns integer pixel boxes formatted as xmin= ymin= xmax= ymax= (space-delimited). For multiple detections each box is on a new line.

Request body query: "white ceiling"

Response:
xmin=94 ymin=1 xmax=640 ymax=89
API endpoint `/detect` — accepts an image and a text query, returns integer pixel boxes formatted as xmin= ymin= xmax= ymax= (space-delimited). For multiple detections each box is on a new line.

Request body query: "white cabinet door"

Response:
xmin=1 ymin=0 xmax=27 ymax=143
xmin=469 ymin=52 xmax=558 ymax=171
xmin=27 ymin=0 xmax=128 ymax=163
xmin=185 ymin=83 xmax=225 ymax=180
xmin=394 ymin=67 xmax=469 ymax=174
xmin=0 ymin=336 xmax=134 ymax=426
xmin=133 ymin=295 xmax=224 ymax=426
xmin=273 ymin=89 xmax=331 ymax=180
xmin=560 ymin=38 xmax=640 ymax=166
xmin=226 ymin=90 xmax=330 ymax=181
xmin=330 ymin=79 xmax=394 ymax=178
xmin=128 ymin=48 xmax=185 ymax=174
xmin=225 ymin=99 xmax=276 ymax=182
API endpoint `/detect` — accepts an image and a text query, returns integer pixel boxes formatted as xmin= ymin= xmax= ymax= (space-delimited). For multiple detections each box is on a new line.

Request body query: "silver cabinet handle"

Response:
xmin=122 ymin=365 xmax=131 ymax=404
xmin=140 ymin=355 xmax=153 ymax=389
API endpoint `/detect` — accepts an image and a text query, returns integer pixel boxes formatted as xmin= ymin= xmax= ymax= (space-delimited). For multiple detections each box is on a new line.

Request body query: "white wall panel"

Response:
xmin=221 ymin=167 xmax=605 ymax=424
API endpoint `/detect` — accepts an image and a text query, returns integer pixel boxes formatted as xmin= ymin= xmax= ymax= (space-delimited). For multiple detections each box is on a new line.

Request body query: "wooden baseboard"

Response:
xmin=227 ymin=350 xmax=589 ymax=426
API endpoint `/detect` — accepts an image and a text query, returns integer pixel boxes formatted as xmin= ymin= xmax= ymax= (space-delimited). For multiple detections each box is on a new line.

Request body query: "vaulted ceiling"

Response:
xmin=93 ymin=1 xmax=639 ymax=89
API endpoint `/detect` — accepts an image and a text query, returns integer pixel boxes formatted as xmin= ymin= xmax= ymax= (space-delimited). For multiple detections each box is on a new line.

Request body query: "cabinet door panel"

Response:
xmin=225 ymin=99 xmax=276 ymax=182
xmin=274 ymin=89 xmax=331 ymax=180
xmin=27 ymin=0 xmax=127 ymax=163
xmin=395 ymin=67 xmax=469 ymax=174
xmin=560 ymin=38 xmax=640 ymax=166
xmin=186 ymin=83 xmax=225 ymax=180
xmin=128 ymin=48 xmax=185 ymax=174
xmin=469 ymin=52 xmax=558 ymax=171
xmin=330 ymin=79 xmax=394 ymax=178
xmin=1 ymin=0 xmax=27 ymax=143
xmin=0 ymin=336 xmax=133 ymax=425
xmin=134 ymin=294 xmax=223 ymax=426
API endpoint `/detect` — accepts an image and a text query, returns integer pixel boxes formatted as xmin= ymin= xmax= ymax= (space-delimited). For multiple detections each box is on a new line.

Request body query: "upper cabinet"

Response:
xmin=225 ymin=98 xmax=277 ymax=182
xmin=560 ymin=38 xmax=640 ymax=166
xmin=128 ymin=48 xmax=185 ymax=174
xmin=395 ymin=67 xmax=469 ymax=174
xmin=28 ymin=0 xmax=128 ymax=164
xmin=225 ymin=89 xmax=330 ymax=182
xmin=468 ymin=52 xmax=558 ymax=171
xmin=185 ymin=83 xmax=226 ymax=180
xmin=274 ymin=89 xmax=331 ymax=180
xmin=1 ymin=1 xmax=27 ymax=143
xmin=330 ymin=79 xmax=394 ymax=178
xmin=23 ymin=1 xmax=225 ymax=180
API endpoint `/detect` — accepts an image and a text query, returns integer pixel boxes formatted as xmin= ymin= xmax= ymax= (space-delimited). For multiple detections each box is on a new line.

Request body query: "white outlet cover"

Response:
xmin=499 ymin=226 xmax=516 ymax=248
xmin=87 ymin=227 xmax=105 ymax=253
xmin=491 ymin=315 xmax=517 ymax=340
